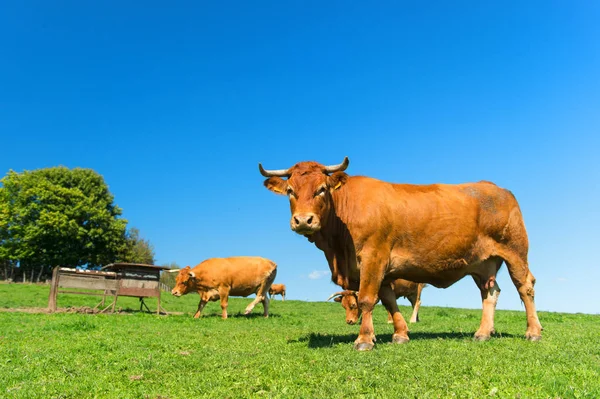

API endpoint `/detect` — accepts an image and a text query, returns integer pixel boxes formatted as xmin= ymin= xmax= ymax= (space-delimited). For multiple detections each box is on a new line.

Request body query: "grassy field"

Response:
xmin=1 ymin=282 xmax=598 ymax=398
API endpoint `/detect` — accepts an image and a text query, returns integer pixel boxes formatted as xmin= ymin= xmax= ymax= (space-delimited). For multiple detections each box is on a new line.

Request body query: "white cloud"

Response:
xmin=308 ymin=270 xmax=329 ymax=280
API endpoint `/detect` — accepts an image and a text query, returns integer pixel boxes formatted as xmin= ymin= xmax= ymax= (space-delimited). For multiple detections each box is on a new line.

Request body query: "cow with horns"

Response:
xmin=328 ymin=280 xmax=425 ymax=325
xmin=259 ymin=157 xmax=542 ymax=351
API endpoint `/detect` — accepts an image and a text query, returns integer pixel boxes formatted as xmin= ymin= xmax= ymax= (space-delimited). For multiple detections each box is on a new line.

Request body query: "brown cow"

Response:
xmin=268 ymin=283 xmax=286 ymax=300
xmin=259 ymin=157 xmax=542 ymax=351
xmin=171 ymin=257 xmax=277 ymax=319
xmin=328 ymin=280 xmax=424 ymax=324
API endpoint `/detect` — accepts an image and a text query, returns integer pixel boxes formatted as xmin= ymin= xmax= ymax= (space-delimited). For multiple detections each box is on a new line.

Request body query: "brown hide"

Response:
xmin=261 ymin=158 xmax=542 ymax=350
xmin=331 ymin=280 xmax=424 ymax=325
xmin=172 ymin=256 xmax=277 ymax=319
xmin=268 ymin=283 xmax=286 ymax=299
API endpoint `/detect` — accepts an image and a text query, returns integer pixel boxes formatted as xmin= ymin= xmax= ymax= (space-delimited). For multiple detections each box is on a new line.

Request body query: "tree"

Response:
xmin=159 ymin=261 xmax=180 ymax=289
xmin=118 ymin=227 xmax=155 ymax=265
xmin=0 ymin=167 xmax=128 ymax=281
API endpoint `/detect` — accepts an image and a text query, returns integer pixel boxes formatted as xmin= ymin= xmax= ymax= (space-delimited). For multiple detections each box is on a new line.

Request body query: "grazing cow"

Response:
xmin=269 ymin=283 xmax=286 ymax=301
xmin=259 ymin=157 xmax=542 ymax=351
xmin=328 ymin=280 xmax=424 ymax=325
xmin=170 ymin=257 xmax=277 ymax=319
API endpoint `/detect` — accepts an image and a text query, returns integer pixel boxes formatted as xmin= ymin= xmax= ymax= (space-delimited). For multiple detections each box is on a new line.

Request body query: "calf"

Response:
xmin=268 ymin=284 xmax=286 ymax=301
xmin=171 ymin=256 xmax=277 ymax=319
xmin=328 ymin=280 xmax=424 ymax=325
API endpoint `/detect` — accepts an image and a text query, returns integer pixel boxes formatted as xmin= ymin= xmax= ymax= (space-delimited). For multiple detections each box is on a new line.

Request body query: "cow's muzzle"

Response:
xmin=171 ymin=290 xmax=182 ymax=297
xmin=291 ymin=213 xmax=321 ymax=235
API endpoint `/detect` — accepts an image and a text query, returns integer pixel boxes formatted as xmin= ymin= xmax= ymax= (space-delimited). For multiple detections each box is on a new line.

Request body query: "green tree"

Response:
xmin=0 ymin=167 xmax=128 ymax=281
xmin=118 ymin=227 xmax=155 ymax=265
xmin=159 ymin=261 xmax=179 ymax=289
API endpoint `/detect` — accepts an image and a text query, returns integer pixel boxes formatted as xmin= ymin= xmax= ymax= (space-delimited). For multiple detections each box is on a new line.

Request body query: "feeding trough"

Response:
xmin=48 ymin=263 xmax=171 ymax=314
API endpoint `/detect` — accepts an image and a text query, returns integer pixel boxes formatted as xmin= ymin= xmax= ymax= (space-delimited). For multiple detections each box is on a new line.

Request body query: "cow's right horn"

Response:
xmin=258 ymin=163 xmax=292 ymax=177
xmin=326 ymin=292 xmax=344 ymax=301
xmin=323 ymin=157 xmax=349 ymax=174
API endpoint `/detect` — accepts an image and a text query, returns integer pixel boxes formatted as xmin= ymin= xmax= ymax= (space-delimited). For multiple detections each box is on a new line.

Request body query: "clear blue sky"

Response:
xmin=1 ymin=2 xmax=598 ymax=314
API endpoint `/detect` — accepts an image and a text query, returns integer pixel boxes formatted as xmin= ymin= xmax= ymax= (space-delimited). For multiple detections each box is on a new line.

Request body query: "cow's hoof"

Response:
xmin=526 ymin=333 xmax=542 ymax=342
xmin=473 ymin=333 xmax=491 ymax=342
xmin=243 ymin=310 xmax=251 ymax=315
xmin=387 ymin=320 xmax=393 ymax=324
xmin=392 ymin=334 xmax=409 ymax=344
xmin=354 ymin=342 xmax=374 ymax=351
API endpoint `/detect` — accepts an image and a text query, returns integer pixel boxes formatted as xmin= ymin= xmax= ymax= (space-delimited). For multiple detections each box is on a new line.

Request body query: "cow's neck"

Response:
xmin=309 ymin=193 xmax=359 ymax=291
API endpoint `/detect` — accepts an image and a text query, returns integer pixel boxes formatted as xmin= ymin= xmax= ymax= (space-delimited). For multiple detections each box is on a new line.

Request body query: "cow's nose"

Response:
xmin=347 ymin=319 xmax=356 ymax=325
xmin=292 ymin=213 xmax=317 ymax=228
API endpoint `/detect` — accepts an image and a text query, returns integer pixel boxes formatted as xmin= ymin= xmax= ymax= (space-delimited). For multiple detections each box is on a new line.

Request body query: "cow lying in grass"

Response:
xmin=328 ymin=280 xmax=424 ymax=325
xmin=170 ymin=256 xmax=277 ymax=319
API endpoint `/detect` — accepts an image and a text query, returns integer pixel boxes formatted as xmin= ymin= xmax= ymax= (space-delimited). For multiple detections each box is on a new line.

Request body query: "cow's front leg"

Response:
xmin=219 ymin=288 xmax=230 ymax=319
xmin=379 ymin=284 xmax=410 ymax=344
xmin=354 ymin=260 xmax=385 ymax=351
xmin=194 ymin=300 xmax=207 ymax=318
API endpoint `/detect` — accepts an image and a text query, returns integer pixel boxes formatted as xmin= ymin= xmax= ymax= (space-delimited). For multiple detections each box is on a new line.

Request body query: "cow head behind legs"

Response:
xmin=327 ymin=291 xmax=361 ymax=325
xmin=259 ymin=157 xmax=350 ymax=236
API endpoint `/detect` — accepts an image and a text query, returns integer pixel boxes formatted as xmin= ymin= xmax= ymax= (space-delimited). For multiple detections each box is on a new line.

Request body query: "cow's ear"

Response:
xmin=264 ymin=177 xmax=287 ymax=195
xmin=328 ymin=172 xmax=348 ymax=191
xmin=334 ymin=296 xmax=342 ymax=303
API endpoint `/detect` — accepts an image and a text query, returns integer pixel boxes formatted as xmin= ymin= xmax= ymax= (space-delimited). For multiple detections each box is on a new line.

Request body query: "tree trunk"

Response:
xmin=36 ymin=266 xmax=45 ymax=283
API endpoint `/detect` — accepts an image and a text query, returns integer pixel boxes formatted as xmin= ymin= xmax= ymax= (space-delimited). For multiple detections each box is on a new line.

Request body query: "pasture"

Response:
xmin=1 ymin=282 xmax=598 ymax=398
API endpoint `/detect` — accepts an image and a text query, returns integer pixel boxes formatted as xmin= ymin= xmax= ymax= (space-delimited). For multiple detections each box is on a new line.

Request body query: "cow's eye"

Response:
xmin=315 ymin=186 xmax=327 ymax=197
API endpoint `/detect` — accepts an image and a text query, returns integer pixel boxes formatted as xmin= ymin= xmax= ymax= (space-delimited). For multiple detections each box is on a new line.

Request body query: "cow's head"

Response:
xmin=259 ymin=157 xmax=349 ymax=235
xmin=327 ymin=290 xmax=361 ymax=325
xmin=170 ymin=266 xmax=196 ymax=297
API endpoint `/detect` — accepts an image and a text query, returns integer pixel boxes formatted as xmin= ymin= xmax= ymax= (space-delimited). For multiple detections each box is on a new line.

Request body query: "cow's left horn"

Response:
xmin=258 ymin=163 xmax=292 ymax=177
xmin=327 ymin=292 xmax=344 ymax=301
xmin=165 ymin=269 xmax=180 ymax=273
xmin=323 ymin=157 xmax=349 ymax=174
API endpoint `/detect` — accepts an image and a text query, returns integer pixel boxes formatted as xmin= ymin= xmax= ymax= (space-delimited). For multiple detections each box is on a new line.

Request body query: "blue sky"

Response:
xmin=1 ymin=2 xmax=598 ymax=314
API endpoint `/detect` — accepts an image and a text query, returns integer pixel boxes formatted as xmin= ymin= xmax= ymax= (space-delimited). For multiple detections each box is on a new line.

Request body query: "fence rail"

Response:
xmin=159 ymin=282 xmax=172 ymax=292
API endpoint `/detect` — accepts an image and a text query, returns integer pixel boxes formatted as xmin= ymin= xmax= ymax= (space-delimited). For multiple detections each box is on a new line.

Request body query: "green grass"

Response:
xmin=1 ymin=282 xmax=599 ymax=398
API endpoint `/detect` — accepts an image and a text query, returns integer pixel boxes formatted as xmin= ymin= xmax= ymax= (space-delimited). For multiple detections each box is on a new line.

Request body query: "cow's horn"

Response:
xmin=323 ymin=157 xmax=349 ymax=174
xmin=258 ymin=163 xmax=292 ymax=178
xmin=165 ymin=269 xmax=180 ymax=273
xmin=326 ymin=292 xmax=344 ymax=301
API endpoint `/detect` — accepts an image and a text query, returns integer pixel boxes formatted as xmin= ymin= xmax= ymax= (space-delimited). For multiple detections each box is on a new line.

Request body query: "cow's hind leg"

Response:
xmin=497 ymin=247 xmax=543 ymax=341
xmin=244 ymin=267 xmax=277 ymax=317
xmin=471 ymin=257 xmax=503 ymax=340
xmin=261 ymin=295 xmax=270 ymax=317
xmin=379 ymin=284 xmax=410 ymax=344
xmin=408 ymin=288 xmax=422 ymax=323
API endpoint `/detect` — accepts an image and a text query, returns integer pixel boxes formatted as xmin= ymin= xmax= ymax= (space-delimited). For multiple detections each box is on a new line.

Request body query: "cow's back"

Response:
xmin=195 ymin=257 xmax=277 ymax=297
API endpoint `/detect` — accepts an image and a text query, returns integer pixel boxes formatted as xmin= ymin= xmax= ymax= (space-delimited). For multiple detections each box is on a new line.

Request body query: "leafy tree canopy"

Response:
xmin=118 ymin=227 xmax=155 ymax=265
xmin=0 ymin=167 xmax=128 ymax=278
